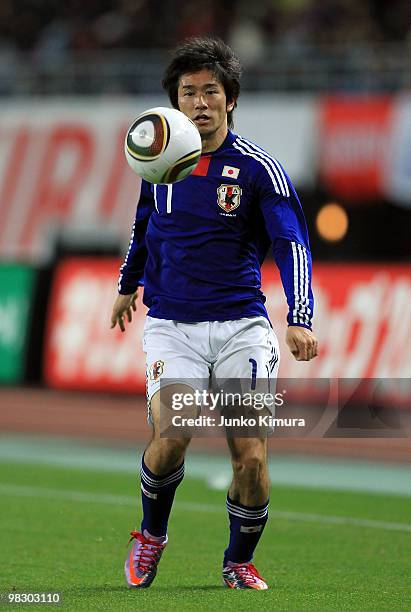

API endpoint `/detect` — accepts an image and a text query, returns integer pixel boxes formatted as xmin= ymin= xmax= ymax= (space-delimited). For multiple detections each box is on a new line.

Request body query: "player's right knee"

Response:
xmin=153 ymin=433 xmax=190 ymax=451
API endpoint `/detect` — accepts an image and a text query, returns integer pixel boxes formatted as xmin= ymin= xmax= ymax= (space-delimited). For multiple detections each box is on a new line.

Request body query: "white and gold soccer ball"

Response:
xmin=124 ymin=107 xmax=202 ymax=184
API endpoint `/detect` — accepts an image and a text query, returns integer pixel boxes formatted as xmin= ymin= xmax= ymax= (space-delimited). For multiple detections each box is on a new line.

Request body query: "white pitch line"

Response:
xmin=1 ymin=483 xmax=410 ymax=533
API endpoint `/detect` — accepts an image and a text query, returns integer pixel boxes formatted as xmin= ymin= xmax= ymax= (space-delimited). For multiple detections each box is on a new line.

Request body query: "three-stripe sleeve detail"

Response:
xmin=291 ymin=241 xmax=311 ymax=326
xmin=233 ymin=137 xmax=290 ymax=197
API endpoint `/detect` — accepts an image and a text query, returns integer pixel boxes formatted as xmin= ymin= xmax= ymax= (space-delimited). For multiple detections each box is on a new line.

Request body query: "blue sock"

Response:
xmin=223 ymin=495 xmax=269 ymax=566
xmin=140 ymin=454 xmax=184 ymax=537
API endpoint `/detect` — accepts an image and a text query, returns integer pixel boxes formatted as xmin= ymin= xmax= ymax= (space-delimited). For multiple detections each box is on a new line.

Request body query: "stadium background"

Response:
xmin=0 ymin=1 xmax=410 ymax=609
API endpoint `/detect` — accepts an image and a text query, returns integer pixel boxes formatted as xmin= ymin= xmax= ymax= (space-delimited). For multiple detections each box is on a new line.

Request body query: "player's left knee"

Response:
xmin=231 ymin=452 xmax=266 ymax=480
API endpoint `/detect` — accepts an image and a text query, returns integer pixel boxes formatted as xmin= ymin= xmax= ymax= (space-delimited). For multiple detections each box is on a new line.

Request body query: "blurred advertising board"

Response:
xmin=43 ymin=258 xmax=147 ymax=393
xmin=0 ymin=98 xmax=315 ymax=263
xmin=0 ymin=263 xmax=35 ymax=383
xmin=319 ymin=94 xmax=411 ymax=208
xmin=1 ymin=96 xmax=411 ymax=266
xmin=319 ymin=96 xmax=393 ymax=201
xmin=44 ymin=259 xmax=411 ymax=393
xmin=0 ymin=100 xmax=147 ymax=262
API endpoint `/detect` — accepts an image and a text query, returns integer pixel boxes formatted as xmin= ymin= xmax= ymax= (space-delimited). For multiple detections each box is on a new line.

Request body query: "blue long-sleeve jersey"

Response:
xmin=118 ymin=130 xmax=314 ymax=329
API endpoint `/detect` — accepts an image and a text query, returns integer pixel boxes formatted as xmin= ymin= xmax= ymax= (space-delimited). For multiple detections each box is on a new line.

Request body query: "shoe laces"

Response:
xmin=128 ymin=531 xmax=164 ymax=573
xmin=231 ymin=562 xmax=265 ymax=586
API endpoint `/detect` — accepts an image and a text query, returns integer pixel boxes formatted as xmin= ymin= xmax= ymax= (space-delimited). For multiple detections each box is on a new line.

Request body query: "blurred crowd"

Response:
xmin=0 ymin=0 xmax=410 ymax=94
xmin=1 ymin=0 xmax=411 ymax=57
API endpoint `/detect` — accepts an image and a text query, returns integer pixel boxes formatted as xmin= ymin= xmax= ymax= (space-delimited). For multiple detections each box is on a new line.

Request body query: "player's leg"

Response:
xmin=211 ymin=316 xmax=279 ymax=589
xmin=222 ymin=436 xmax=269 ymax=589
xmin=227 ymin=436 xmax=269 ymax=506
xmin=126 ymin=385 xmax=194 ymax=589
xmin=140 ymin=384 xmax=192 ymax=539
xmin=126 ymin=317 xmax=209 ymax=588
xmin=139 ymin=318 xmax=209 ymax=537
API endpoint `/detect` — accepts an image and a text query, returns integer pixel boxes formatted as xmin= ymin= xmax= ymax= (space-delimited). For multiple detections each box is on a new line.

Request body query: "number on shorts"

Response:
xmin=249 ymin=358 xmax=257 ymax=390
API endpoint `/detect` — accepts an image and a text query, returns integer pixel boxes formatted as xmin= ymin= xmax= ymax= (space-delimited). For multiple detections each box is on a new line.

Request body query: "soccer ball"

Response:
xmin=124 ymin=107 xmax=202 ymax=184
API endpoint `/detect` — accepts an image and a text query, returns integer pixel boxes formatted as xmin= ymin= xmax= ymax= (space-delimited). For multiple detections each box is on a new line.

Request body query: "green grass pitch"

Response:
xmin=0 ymin=459 xmax=410 ymax=611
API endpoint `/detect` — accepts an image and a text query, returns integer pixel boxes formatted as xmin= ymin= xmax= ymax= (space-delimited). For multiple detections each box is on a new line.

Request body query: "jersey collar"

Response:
xmin=201 ymin=130 xmax=236 ymax=156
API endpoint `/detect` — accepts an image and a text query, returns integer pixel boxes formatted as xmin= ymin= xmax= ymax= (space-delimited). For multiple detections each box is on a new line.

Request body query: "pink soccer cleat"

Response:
xmin=125 ymin=530 xmax=167 ymax=588
xmin=222 ymin=561 xmax=269 ymax=590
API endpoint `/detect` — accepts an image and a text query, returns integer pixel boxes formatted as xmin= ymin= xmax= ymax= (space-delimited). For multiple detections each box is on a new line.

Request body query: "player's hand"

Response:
xmin=286 ymin=326 xmax=318 ymax=361
xmin=110 ymin=291 xmax=138 ymax=333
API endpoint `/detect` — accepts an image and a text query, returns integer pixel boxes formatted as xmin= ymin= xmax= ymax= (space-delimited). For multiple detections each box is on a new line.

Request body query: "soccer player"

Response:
xmin=111 ymin=37 xmax=318 ymax=590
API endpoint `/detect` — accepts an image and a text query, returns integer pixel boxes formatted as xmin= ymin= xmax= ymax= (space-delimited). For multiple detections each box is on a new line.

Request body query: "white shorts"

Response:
xmin=143 ymin=316 xmax=280 ymax=421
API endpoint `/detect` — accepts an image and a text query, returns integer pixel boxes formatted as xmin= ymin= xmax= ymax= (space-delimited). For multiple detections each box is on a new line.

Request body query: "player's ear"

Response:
xmin=226 ymin=99 xmax=235 ymax=112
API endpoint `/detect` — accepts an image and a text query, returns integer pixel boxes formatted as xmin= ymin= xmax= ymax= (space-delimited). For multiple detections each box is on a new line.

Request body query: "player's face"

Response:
xmin=177 ymin=69 xmax=235 ymax=152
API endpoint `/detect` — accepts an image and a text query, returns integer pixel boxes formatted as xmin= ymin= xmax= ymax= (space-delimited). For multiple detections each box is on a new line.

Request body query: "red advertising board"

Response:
xmin=263 ymin=263 xmax=411 ymax=380
xmin=44 ymin=258 xmax=148 ymax=393
xmin=44 ymin=258 xmax=411 ymax=393
xmin=319 ymin=96 xmax=393 ymax=200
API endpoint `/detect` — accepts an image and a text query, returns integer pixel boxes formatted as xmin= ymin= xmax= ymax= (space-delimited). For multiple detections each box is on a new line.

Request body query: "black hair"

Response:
xmin=162 ymin=37 xmax=242 ymax=129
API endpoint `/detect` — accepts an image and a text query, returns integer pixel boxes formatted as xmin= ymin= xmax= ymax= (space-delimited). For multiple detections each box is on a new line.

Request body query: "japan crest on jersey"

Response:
xmin=217 ymin=184 xmax=242 ymax=213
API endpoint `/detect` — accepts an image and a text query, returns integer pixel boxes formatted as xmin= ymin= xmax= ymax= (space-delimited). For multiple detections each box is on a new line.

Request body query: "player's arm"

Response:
xmin=273 ymin=238 xmax=317 ymax=360
xmin=111 ymin=179 xmax=155 ymax=332
xmin=256 ymin=162 xmax=318 ymax=361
